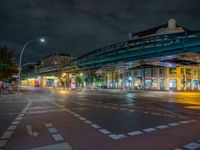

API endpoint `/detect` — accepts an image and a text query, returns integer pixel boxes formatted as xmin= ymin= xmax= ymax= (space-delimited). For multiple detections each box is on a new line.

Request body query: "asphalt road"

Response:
xmin=0 ymin=87 xmax=200 ymax=150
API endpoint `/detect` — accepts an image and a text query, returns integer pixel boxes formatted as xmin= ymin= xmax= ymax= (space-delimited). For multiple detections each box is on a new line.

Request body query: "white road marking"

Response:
xmin=156 ymin=125 xmax=169 ymax=129
xmin=11 ymin=121 xmax=20 ymax=125
xmin=151 ymin=112 xmax=161 ymax=116
xmin=143 ymin=128 xmax=157 ymax=132
xmin=45 ymin=123 xmax=53 ymax=128
xmin=90 ymin=124 xmax=101 ymax=129
xmin=128 ymin=109 xmax=135 ymax=112
xmin=18 ymin=114 xmax=24 ymax=117
xmin=46 ymin=101 xmax=63 ymax=109
xmin=52 ymin=133 xmax=64 ymax=141
xmin=0 ymin=140 xmax=8 ymax=148
xmin=183 ymin=142 xmax=200 ymax=150
xmin=108 ymin=134 xmax=126 ymax=140
xmin=79 ymin=117 xmax=86 ymax=121
xmin=1 ymin=131 xmax=13 ymax=139
xmin=127 ymin=131 xmax=143 ymax=136
xmin=99 ymin=129 xmax=111 ymax=134
xmin=179 ymin=120 xmax=190 ymax=124
xmin=168 ymin=123 xmax=179 ymax=127
xmin=15 ymin=117 xmax=23 ymax=121
xmin=30 ymin=142 xmax=72 ymax=150
xmin=26 ymin=125 xmax=39 ymax=137
xmin=21 ymin=101 xmax=32 ymax=114
xmin=7 ymin=125 xmax=17 ymax=131
xmin=48 ymin=128 xmax=58 ymax=134
xmin=84 ymin=120 xmax=92 ymax=124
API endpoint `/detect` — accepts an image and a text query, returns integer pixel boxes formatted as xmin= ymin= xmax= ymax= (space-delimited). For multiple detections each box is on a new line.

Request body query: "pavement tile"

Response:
xmin=183 ymin=142 xmax=200 ymax=150
xmin=52 ymin=133 xmax=64 ymax=141
xmin=48 ymin=127 xmax=58 ymax=134
xmin=127 ymin=131 xmax=144 ymax=136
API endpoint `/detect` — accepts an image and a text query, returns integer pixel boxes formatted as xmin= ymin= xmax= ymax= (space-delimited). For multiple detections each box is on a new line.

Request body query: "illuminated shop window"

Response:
xmin=169 ymin=79 xmax=177 ymax=90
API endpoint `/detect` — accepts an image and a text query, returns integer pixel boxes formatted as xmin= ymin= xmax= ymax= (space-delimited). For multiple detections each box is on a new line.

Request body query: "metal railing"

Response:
xmin=23 ymin=31 xmax=200 ymax=77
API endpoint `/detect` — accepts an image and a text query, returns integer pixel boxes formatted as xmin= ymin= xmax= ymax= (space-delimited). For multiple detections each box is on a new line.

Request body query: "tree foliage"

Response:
xmin=0 ymin=47 xmax=18 ymax=80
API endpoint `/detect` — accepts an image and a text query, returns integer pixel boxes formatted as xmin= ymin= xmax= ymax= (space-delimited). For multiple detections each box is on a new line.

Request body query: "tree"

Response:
xmin=0 ymin=47 xmax=18 ymax=80
xmin=75 ymin=76 xmax=82 ymax=87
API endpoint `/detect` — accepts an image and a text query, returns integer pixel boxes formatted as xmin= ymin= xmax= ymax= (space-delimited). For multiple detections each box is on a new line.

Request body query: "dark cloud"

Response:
xmin=0 ymin=0 xmax=200 ymax=64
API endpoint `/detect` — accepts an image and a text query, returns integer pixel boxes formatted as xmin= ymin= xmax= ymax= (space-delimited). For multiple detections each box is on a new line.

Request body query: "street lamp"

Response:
xmin=17 ymin=38 xmax=46 ymax=93
xmin=22 ymin=62 xmax=36 ymax=68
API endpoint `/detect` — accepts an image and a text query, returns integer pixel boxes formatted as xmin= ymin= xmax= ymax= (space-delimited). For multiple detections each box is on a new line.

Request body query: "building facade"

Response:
xmin=103 ymin=65 xmax=200 ymax=91
xmin=41 ymin=53 xmax=76 ymax=68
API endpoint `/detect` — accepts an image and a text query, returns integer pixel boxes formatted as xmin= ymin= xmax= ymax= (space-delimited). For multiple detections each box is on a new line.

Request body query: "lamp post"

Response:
xmin=22 ymin=62 xmax=36 ymax=68
xmin=17 ymin=38 xmax=45 ymax=93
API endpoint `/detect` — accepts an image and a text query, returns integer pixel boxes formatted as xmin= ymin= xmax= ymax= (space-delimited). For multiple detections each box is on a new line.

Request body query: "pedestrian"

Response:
xmin=0 ymin=81 xmax=3 ymax=93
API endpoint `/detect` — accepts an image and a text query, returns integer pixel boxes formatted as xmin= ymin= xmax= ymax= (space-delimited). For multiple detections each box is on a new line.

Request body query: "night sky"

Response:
xmin=0 ymin=0 xmax=200 ymax=64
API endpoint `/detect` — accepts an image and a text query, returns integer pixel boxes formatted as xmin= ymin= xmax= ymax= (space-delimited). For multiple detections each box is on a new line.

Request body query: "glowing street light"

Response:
xmin=40 ymin=38 xmax=45 ymax=43
xmin=17 ymin=38 xmax=46 ymax=93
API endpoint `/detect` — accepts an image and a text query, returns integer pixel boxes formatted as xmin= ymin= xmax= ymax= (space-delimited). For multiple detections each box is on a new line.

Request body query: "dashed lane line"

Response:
xmin=67 ymin=108 xmax=198 ymax=141
xmin=0 ymin=96 xmax=32 ymax=149
xmin=175 ymin=140 xmax=200 ymax=150
xmin=44 ymin=123 xmax=68 ymax=143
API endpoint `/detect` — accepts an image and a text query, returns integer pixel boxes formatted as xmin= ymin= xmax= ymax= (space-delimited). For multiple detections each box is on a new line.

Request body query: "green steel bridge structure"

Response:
xmin=24 ymin=30 xmax=200 ymax=77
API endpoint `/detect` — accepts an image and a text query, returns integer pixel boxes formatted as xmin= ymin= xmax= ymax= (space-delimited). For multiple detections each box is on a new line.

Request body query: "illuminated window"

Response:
xmin=169 ymin=68 xmax=176 ymax=74
xmin=169 ymin=79 xmax=177 ymax=90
